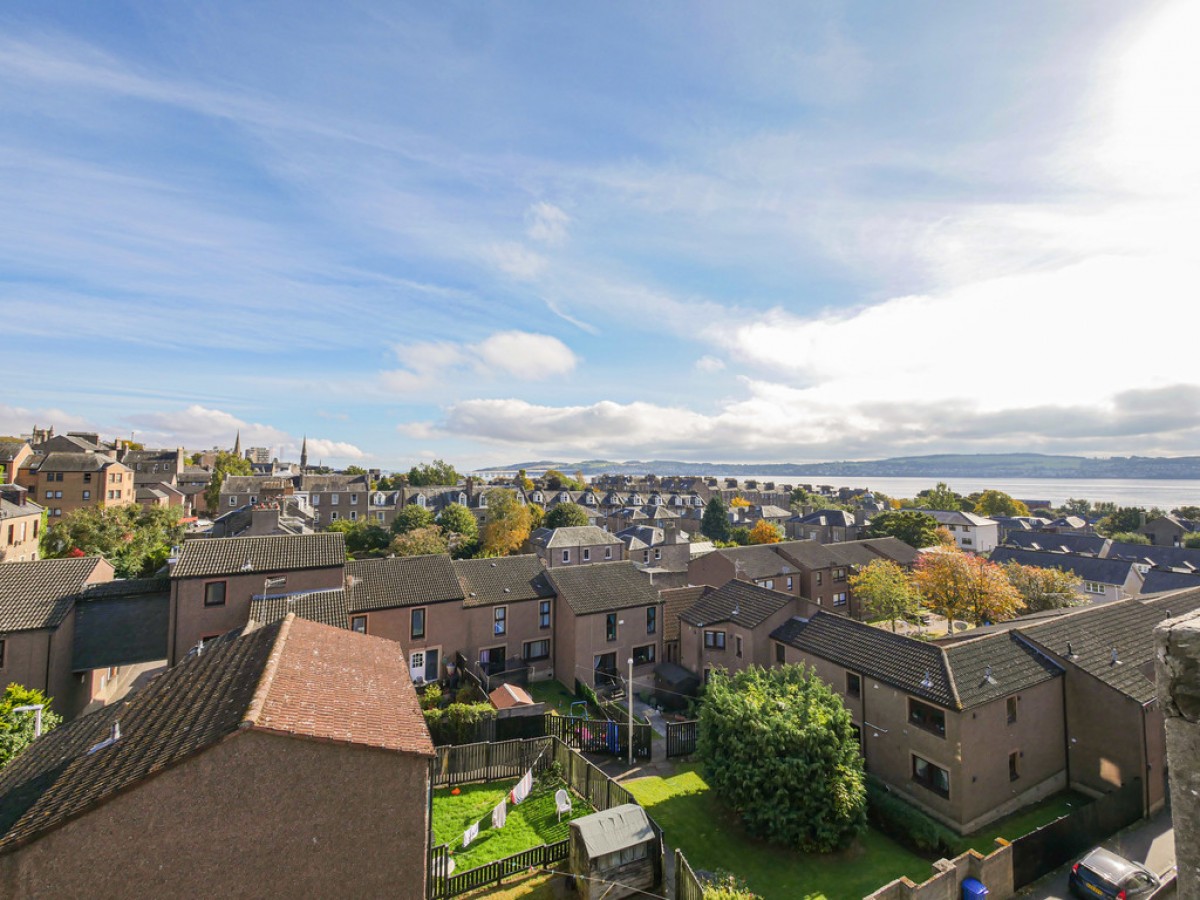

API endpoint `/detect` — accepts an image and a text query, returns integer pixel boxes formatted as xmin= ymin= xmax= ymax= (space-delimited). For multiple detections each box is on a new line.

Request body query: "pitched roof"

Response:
xmin=679 ymin=580 xmax=795 ymax=629
xmin=710 ymin=544 xmax=797 ymax=579
xmin=0 ymin=496 xmax=43 ymax=520
xmin=0 ymin=443 xmax=29 ymax=463
xmin=571 ymin=804 xmax=654 ymax=858
xmin=989 ymin=547 xmax=1140 ymax=587
xmin=1142 ymin=569 xmax=1200 ymax=594
xmin=345 ymin=555 xmax=464 ymax=612
xmin=454 ymin=555 xmax=554 ymax=608
xmin=659 ymin=586 xmax=709 ymax=642
xmin=0 ymin=557 xmax=108 ymax=632
xmin=546 ymin=561 xmax=662 ymax=615
xmin=1106 ymin=542 xmax=1200 ymax=571
xmin=1004 ymin=532 xmax=1110 ymax=556
xmin=792 ymin=509 xmax=857 ymax=527
xmin=34 ymin=451 xmax=117 ymax=473
xmin=855 ymin=537 xmax=922 ymax=568
xmin=71 ymin=577 xmax=170 ymax=671
xmin=923 ymin=509 xmax=997 ymax=528
xmin=171 ymin=533 xmax=345 ymax=579
xmin=0 ymin=615 xmax=433 ymax=855
xmin=249 ymin=589 xmax=349 ymax=629
xmin=771 ymin=611 xmax=1061 ymax=711
xmin=537 ymin=526 xmax=624 ymax=548
xmin=1017 ymin=590 xmax=1200 ymax=703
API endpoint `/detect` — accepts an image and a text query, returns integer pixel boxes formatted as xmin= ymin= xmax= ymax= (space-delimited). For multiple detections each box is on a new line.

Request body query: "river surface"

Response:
xmin=714 ymin=475 xmax=1200 ymax=510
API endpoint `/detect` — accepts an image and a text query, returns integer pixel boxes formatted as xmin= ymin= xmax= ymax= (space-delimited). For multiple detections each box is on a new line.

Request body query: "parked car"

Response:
xmin=1069 ymin=847 xmax=1160 ymax=898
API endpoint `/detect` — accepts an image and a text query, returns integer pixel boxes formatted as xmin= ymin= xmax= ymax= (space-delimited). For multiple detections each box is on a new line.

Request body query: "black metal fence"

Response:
xmin=1011 ymin=778 xmax=1143 ymax=888
xmin=434 ymin=711 xmax=653 ymax=760
xmin=429 ymin=839 xmax=569 ymax=899
xmin=666 ymin=720 xmax=699 ymax=758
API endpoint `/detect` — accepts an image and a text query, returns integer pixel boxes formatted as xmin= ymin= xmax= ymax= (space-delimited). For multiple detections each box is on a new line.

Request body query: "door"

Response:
xmin=409 ymin=650 xmax=427 ymax=684
xmin=594 ymin=652 xmax=618 ymax=688
xmin=424 ymin=648 xmax=439 ymax=683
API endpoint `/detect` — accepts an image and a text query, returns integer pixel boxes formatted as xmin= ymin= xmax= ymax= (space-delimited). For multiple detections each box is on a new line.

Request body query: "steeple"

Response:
xmin=300 ymin=435 xmax=308 ymax=470
xmin=233 ymin=430 xmax=241 ymax=457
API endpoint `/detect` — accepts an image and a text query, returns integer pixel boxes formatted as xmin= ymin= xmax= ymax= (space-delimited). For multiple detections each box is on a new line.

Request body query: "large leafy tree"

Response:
xmin=542 ymin=469 xmax=585 ymax=491
xmin=544 ymin=502 xmax=590 ymax=530
xmin=747 ymin=520 xmax=783 ymax=544
xmin=480 ymin=489 xmax=533 ymax=556
xmin=867 ymin=510 xmax=940 ymax=549
xmin=406 ymin=459 xmax=460 ymax=486
xmin=1097 ymin=507 xmax=1146 ymax=537
xmin=913 ymin=546 xmax=1025 ymax=630
xmin=701 ymin=495 xmax=732 ymax=543
xmin=436 ymin=503 xmax=478 ymax=539
xmin=391 ymin=525 xmax=450 ymax=557
xmin=849 ymin=559 xmax=921 ymax=632
xmin=41 ymin=505 xmax=184 ymax=578
xmin=914 ymin=482 xmax=962 ymax=512
xmin=326 ymin=519 xmax=390 ymax=555
xmin=1002 ymin=562 xmax=1082 ymax=612
xmin=204 ymin=450 xmax=253 ymax=512
xmin=698 ymin=665 xmax=866 ymax=852
xmin=0 ymin=684 xmax=63 ymax=768
xmin=391 ymin=504 xmax=434 ymax=534
xmin=973 ymin=490 xmax=1030 ymax=517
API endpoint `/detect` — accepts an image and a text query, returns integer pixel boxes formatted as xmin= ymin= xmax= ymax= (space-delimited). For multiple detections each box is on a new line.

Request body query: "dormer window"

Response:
xmin=416 ymin=494 xmax=426 ymax=508
xmin=374 ymin=492 xmax=385 ymax=505
xmin=459 ymin=492 xmax=467 ymax=505
xmin=584 ymin=493 xmax=595 ymax=505
xmin=533 ymin=492 xmax=543 ymax=503
xmin=479 ymin=494 xmax=488 ymax=508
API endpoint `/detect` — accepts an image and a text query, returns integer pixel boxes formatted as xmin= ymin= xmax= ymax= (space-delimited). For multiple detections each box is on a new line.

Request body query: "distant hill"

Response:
xmin=475 ymin=453 xmax=1200 ymax=480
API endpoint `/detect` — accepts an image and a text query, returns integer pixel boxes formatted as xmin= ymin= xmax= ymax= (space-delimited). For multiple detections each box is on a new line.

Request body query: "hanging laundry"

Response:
xmin=491 ymin=798 xmax=507 ymax=830
xmin=509 ymin=770 xmax=533 ymax=806
xmin=462 ymin=822 xmax=480 ymax=848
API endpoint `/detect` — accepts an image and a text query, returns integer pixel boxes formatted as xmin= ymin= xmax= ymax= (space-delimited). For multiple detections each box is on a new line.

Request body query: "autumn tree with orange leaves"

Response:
xmin=748 ymin=519 xmax=784 ymax=544
xmin=912 ymin=545 xmax=1024 ymax=631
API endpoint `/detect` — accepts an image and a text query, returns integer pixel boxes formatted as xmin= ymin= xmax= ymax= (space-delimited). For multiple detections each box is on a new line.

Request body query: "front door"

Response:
xmin=425 ymin=648 xmax=439 ymax=683
xmin=409 ymin=650 xmax=427 ymax=684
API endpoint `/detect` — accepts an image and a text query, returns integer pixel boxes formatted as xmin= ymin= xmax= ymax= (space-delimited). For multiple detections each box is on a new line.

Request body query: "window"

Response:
xmin=329 ymin=511 xmax=338 ymax=520
xmin=833 ymin=592 xmax=848 ymax=606
xmin=760 ymin=578 xmax=774 ymax=589
xmin=1084 ymin=581 xmax=1105 ymax=594
xmin=1007 ymin=696 xmax=1018 ymax=724
xmin=583 ymin=548 xmax=590 ymax=562
xmin=53 ymin=491 xmax=61 ymax=499
xmin=909 ymin=699 xmax=946 ymax=737
xmin=539 ymin=600 xmax=552 ymax=629
xmin=834 ymin=568 xmax=846 ymax=582
xmin=376 ymin=512 xmax=385 ymax=522
xmin=606 ymin=613 xmax=617 ymax=642
xmin=786 ymin=576 xmax=793 ymax=590
xmin=633 ymin=644 xmax=655 ymax=665
xmin=0 ymin=638 xmax=5 ymax=668
xmin=646 ymin=606 xmax=657 ymax=634
xmin=816 ymin=572 xmax=823 ymax=586
xmin=775 ymin=642 xmax=786 ymax=664
xmin=1009 ymin=751 xmax=1020 ymax=782
xmin=411 ymin=608 xmax=426 ymax=640
xmin=912 ymin=755 xmax=950 ymax=798
xmin=52 ymin=509 xmax=61 ymax=516
xmin=562 ymin=549 xmax=571 ymax=563
xmin=82 ymin=490 xmax=90 ymax=500
xmin=350 ymin=494 xmax=358 ymax=504
xmin=351 ymin=615 xmax=367 ymax=634
xmin=82 ymin=472 xmax=90 ymax=483
xmin=494 ymin=606 xmax=507 ymax=635
xmin=312 ymin=494 xmax=320 ymax=504
xmin=735 ymin=635 xmax=743 ymax=658
xmin=524 ymin=639 xmax=551 ymax=661
xmin=45 ymin=491 xmax=53 ymax=500
xmin=204 ymin=581 xmax=227 ymax=607
xmin=654 ymin=549 xmax=661 ymax=561
xmin=331 ymin=493 xmax=340 ymax=505
xmin=643 ymin=550 xmax=650 ymax=563
xmin=249 ymin=496 xmax=257 ymax=505
xmin=349 ymin=511 xmax=357 ymax=521
xmin=704 ymin=630 xmax=726 ymax=650
xmin=229 ymin=496 xmax=237 ymax=507
xmin=846 ymin=672 xmax=862 ymax=698
xmin=604 ymin=546 xmax=612 ymax=560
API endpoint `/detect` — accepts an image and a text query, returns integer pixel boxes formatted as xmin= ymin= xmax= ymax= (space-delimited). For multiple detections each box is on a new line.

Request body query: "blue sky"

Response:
xmin=2 ymin=1 xmax=1196 ymax=470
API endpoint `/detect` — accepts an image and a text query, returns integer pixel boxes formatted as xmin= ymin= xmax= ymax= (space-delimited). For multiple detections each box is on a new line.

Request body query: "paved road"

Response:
xmin=1017 ymin=807 xmax=1176 ymax=898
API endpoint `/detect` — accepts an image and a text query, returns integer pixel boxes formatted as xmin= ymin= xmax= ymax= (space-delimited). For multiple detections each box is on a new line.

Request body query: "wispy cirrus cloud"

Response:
xmin=381 ymin=331 xmax=578 ymax=396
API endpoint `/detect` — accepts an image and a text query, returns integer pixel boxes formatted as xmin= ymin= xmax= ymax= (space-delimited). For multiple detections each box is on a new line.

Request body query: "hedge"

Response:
xmin=865 ymin=776 xmax=959 ymax=856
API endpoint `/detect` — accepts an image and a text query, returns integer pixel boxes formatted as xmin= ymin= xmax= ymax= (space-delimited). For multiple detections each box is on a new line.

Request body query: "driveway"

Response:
xmin=1017 ymin=806 xmax=1176 ymax=898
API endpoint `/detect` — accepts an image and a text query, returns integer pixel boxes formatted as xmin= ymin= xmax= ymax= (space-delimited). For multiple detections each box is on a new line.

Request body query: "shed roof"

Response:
xmin=71 ymin=577 xmax=170 ymax=671
xmin=570 ymin=804 xmax=655 ymax=858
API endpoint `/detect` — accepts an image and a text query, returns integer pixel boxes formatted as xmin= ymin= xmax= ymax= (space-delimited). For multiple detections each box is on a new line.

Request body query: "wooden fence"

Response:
xmin=674 ymin=849 xmax=705 ymax=900
xmin=434 ymin=712 xmax=653 ymax=760
xmin=665 ymin=719 xmax=699 ymax=758
xmin=433 ymin=737 xmax=553 ymax=787
xmin=429 ymin=839 xmax=569 ymax=899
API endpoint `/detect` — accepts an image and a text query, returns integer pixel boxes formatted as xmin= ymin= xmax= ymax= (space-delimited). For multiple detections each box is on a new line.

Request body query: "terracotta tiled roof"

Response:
xmin=454 ymin=555 xmax=554 ymax=608
xmin=546 ymin=561 xmax=661 ymax=615
xmin=0 ymin=557 xmax=108 ymax=632
xmin=345 ymin=555 xmax=464 ymax=612
xmin=0 ymin=614 xmax=432 ymax=856
xmin=171 ymin=533 xmax=345 ymax=579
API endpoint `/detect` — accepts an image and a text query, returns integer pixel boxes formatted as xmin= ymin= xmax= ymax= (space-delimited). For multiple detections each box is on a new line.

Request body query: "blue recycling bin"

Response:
xmin=962 ymin=877 xmax=988 ymax=899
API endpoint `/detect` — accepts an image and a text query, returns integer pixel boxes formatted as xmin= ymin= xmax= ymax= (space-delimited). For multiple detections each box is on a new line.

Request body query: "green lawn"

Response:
xmin=433 ymin=779 xmax=589 ymax=871
xmin=626 ymin=765 xmax=933 ymax=900
xmin=526 ymin=680 xmax=582 ymax=716
xmin=959 ymin=790 xmax=1090 ymax=855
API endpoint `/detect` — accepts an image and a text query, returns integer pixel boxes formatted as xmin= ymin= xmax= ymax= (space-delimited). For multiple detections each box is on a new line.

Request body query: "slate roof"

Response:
xmin=546 ymin=561 xmax=662 ymax=615
xmin=792 ymin=509 xmax=857 ymax=527
xmin=679 ymin=580 xmax=794 ymax=629
xmin=454 ymin=555 xmax=555 ymax=608
xmin=0 ymin=614 xmax=433 ymax=856
xmin=72 ymin=577 xmax=170 ymax=671
xmin=924 ymin=510 xmax=998 ymax=528
xmin=989 ymin=547 xmax=1140 ymax=588
xmin=171 ymin=533 xmax=345 ymax=579
xmin=0 ymin=443 xmax=29 ymax=463
xmin=221 ymin=475 xmax=294 ymax=493
xmin=711 ymin=544 xmax=797 ymax=580
xmin=1005 ymin=532 xmax=1110 ymax=556
xmin=0 ymin=557 xmax=108 ymax=632
xmin=771 ymin=611 xmax=1061 ymax=711
xmin=659 ymin=586 xmax=709 ymax=642
xmin=1018 ymin=590 xmax=1200 ymax=703
xmin=0 ymin=496 xmax=42 ymax=521
xmin=1106 ymin=542 xmax=1200 ymax=571
xmin=345 ymin=555 xmax=464 ymax=612
xmin=1142 ymin=569 xmax=1200 ymax=594
xmin=537 ymin=526 xmax=624 ymax=548
xmin=249 ymin=589 xmax=350 ymax=629
xmin=300 ymin=474 xmax=369 ymax=491
xmin=33 ymin=451 xmax=116 ymax=473
xmin=856 ymin=537 xmax=922 ymax=568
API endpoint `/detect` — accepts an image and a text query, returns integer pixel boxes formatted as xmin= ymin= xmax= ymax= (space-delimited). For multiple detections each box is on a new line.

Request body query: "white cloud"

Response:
xmin=484 ymin=241 xmax=548 ymax=280
xmin=304 ymin=438 xmax=367 ymax=461
xmin=695 ymin=355 xmax=725 ymax=373
xmin=382 ymin=330 xmax=578 ymax=395
xmin=526 ymin=202 xmax=571 ymax=245
xmin=0 ymin=403 xmax=93 ymax=437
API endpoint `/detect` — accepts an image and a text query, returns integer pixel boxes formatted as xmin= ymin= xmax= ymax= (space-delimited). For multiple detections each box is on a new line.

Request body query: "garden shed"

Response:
xmin=568 ymin=803 xmax=661 ymax=900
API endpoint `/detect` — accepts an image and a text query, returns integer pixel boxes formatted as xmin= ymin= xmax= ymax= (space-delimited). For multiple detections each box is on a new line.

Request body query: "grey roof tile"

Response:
xmin=345 ymin=555 xmax=463 ymax=612
xmin=679 ymin=580 xmax=795 ymax=629
xmin=0 ymin=557 xmax=107 ymax=632
xmin=72 ymin=578 xmax=170 ymax=671
xmin=249 ymin=589 xmax=349 ymax=629
xmin=171 ymin=534 xmax=345 ymax=579
xmin=454 ymin=555 xmax=554 ymax=608
xmin=546 ymin=561 xmax=662 ymax=615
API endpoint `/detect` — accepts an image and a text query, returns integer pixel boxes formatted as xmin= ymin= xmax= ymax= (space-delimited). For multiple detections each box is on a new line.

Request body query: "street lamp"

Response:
xmin=627 ymin=657 xmax=635 ymax=766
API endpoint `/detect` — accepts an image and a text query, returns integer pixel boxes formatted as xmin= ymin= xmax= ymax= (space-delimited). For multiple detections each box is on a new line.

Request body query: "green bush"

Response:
xmin=865 ymin=776 xmax=959 ymax=856
xmin=423 ymin=702 xmax=495 ymax=745
xmin=419 ymin=683 xmax=443 ymax=711
xmin=702 ymin=870 xmax=760 ymax=899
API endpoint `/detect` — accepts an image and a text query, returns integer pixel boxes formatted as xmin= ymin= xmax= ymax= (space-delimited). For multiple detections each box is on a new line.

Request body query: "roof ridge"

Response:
xmin=242 ymin=614 xmax=294 ymax=729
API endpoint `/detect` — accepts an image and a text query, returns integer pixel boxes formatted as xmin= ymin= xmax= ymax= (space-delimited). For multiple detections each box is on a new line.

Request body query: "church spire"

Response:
xmin=233 ymin=429 xmax=241 ymax=457
xmin=300 ymin=435 xmax=308 ymax=470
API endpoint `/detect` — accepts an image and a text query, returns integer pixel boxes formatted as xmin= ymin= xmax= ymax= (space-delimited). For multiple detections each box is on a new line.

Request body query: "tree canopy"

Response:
xmin=391 ymin=503 xmax=435 ymax=535
xmin=913 ymin=546 xmax=1024 ymax=629
xmin=542 ymin=469 xmax=585 ymax=491
xmin=436 ymin=503 xmax=478 ymax=538
xmin=204 ymin=450 xmax=252 ymax=511
xmin=391 ymin=525 xmax=450 ymax=557
xmin=698 ymin=665 xmax=866 ymax=852
xmin=867 ymin=510 xmax=940 ymax=549
xmin=480 ymin=489 xmax=533 ymax=556
xmin=544 ymin=502 xmax=590 ymax=530
xmin=1096 ymin=507 xmax=1145 ymax=536
xmin=1002 ymin=562 xmax=1082 ymax=613
xmin=701 ymin=495 xmax=732 ymax=543
xmin=913 ymin=482 xmax=962 ymax=512
xmin=41 ymin=505 xmax=184 ymax=578
xmin=747 ymin=519 xmax=783 ymax=544
xmin=849 ymin=559 xmax=921 ymax=632
xmin=326 ymin=519 xmax=390 ymax=555
xmin=1 ymin=684 xmax=63 ymax=768
xmin=406 ymin=459 xmax=460 ymax=486
xmin=973 ymin=490 xmax=1030 ymax=517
